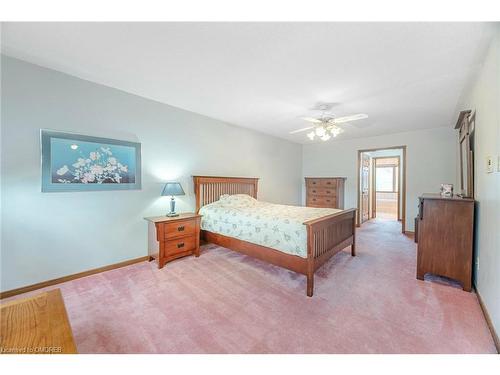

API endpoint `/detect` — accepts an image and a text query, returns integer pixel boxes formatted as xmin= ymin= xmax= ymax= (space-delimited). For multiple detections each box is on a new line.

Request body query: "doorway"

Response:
xmin=373 ymin=157 xmax=400 ymax=221
xmin=357 ymin=146 xmax=407 ymax=233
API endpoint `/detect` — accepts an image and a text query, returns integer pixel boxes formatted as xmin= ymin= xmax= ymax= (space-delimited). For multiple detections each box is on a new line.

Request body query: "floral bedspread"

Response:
xmin=199 ymin=195 xmax=341 ymax=258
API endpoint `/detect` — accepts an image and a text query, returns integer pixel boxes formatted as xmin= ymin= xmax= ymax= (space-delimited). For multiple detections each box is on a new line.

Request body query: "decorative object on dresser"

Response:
xmin=305 ymin=177 xmax=346 ymax=209
xmin=144 ymin=213 xmax=201 ymax=269
xmin=161 ymin=182 xmax=185 ymax=217
xmin=193 ymin=176 xmax=356 ymax=297
xmin=0 ymin=289 xmax=77 ymax=354
xmin=440 ymin=183 xmax=453 ymax=197
xmin=415 ymin=194 xmax=474 ymax=291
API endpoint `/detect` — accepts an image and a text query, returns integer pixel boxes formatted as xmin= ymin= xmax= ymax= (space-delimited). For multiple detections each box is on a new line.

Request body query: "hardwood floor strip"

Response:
xmin=0 ymin=256 xmax=149 ymax=299
xmin=0 ymin=289 xmax=77 ymax=354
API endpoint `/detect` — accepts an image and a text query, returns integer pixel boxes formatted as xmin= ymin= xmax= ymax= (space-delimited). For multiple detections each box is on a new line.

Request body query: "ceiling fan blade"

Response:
xmin=289 ymin=126 xmax=315 ymax=134
xmin=332 ymin=114 xmax=368 ymax=123
xmin=300 ymin=117 xmax=323 ymax=124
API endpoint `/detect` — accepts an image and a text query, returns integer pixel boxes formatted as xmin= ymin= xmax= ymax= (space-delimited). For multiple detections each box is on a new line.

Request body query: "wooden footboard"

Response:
xmin=304 ymin=208 xmax=357 ymax=296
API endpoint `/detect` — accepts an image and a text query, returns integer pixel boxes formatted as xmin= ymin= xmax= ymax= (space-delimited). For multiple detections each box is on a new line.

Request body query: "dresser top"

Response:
xmin=144 ymin=212 xmax=202 ymax=223
xmin=305 ymin=177 xmax=347 ymax=180
xmin=419 ymin=193 xmax=474 ymax=202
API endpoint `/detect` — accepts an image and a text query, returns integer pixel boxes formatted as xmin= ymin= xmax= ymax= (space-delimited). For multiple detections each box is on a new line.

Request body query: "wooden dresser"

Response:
xmin=305 ymin=177 xmax=346 ymax=209
xmin=145 ymin=213 xmax=201 ymax=269
xmin=416 ymin=194 xmax=474 ymax=291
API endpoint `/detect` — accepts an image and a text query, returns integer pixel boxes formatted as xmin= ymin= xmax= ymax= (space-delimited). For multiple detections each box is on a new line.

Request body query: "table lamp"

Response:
xmin=161 ymin=182 xmax=185 ymax=217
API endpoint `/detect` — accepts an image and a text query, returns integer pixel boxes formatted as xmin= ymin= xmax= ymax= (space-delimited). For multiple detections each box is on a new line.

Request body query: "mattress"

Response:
xmin=199 ymin=194 xmax=341 ymax=258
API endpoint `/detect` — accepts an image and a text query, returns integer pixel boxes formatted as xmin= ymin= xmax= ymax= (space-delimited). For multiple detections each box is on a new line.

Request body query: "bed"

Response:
xmin=193 ymin=176 xmax=356 ymax=297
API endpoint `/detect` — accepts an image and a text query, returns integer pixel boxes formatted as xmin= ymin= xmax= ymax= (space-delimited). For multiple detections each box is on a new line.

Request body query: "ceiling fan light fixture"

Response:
xmin=290 ymin=109 xmax=367 ymax=142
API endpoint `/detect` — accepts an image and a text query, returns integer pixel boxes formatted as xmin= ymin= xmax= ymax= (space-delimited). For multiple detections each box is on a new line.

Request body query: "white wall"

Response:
xmin=302 ymin=127 xmax=457 ymax=231
xmin=458 ymin=27 xmax=500 ymax=338
xmin=0 ymin=56 xmax=302 ymax=291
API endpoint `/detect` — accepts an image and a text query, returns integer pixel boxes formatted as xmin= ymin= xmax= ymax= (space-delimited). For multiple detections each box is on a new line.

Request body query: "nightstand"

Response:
xmin=144 ymin=213 xmax=202 ymax=268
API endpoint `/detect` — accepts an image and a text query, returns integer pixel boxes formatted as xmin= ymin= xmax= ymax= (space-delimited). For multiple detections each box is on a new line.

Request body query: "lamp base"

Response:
xmin=166 ymin=197 xmax=179 ymax=217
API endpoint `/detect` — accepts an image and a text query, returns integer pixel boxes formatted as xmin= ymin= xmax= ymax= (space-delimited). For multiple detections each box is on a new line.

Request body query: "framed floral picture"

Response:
xmin=41 ymin=130 xmax=141 ymax=192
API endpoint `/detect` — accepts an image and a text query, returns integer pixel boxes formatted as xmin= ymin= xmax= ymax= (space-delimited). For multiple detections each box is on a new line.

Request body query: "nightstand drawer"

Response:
xmin=164 ymin=235 xmax=197 ymax=256
xmin=164 ymin=220 xmax=196 ymax=240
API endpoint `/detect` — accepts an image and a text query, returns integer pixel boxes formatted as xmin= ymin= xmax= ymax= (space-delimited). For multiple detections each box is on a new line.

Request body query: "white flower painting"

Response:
xmin=41 ymin=130 xmax=141 ymax=192
xmin=54 ymin=147 xmax=132 ymax=184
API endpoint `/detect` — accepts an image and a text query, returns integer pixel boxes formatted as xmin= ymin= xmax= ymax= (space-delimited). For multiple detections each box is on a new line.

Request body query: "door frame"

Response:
xmin=372 ymin=156 xmax=401 ymax=221
xmin=359 ymin=152 xmax=371 ymax=225
xmin=356 ymin=145 xmax=407 ymax=233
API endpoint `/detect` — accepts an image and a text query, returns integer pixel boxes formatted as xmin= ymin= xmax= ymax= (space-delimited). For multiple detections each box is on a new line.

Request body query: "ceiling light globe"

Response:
xmin=307 ymin=131 xmax=315 ymax=140
xmin=331 ymin=126 xmax=343 ymax=137
xmin=315 ymin=126 xmax=326 ymax=137
xmin=321 ymin=134 xmax=331 ymax=141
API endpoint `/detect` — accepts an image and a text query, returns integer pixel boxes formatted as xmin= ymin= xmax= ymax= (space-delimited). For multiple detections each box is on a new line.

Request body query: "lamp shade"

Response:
xmin=161 ymin=182 xmax=185 ymax=196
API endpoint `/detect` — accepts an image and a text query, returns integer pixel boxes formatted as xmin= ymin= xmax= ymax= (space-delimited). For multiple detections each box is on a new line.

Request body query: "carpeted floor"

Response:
xmin=5 ymin=219 xmax=497 ymax=353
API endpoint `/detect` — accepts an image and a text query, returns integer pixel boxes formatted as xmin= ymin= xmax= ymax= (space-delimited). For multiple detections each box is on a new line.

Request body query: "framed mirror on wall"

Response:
xmin=455 ymin=110 xmax=474 ymax=198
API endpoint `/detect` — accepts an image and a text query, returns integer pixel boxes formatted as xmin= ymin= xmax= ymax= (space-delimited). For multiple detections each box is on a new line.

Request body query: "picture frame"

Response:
xmin=41 ymin=130 xmax=141 ymax=192
xmin=440 ymin=183 xmax=453 ymax=197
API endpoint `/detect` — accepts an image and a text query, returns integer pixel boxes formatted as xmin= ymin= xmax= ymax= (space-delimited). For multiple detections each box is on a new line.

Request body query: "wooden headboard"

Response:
xmin=193 ymin=176 xmax=259 ymax=213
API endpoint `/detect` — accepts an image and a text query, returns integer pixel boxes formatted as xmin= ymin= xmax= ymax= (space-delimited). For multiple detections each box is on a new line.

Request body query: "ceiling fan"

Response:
xmin=290 ymin=112 xmax=368 ymax=141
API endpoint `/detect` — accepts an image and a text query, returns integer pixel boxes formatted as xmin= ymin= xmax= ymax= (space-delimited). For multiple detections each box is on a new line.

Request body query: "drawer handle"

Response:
xmin=312 ymin=190 xmax=316 ymax=193
xmin=326 ymin=199 xmax=331 ymax=202
xmin=177 ymin=242 xmax=185 ymax=249
xmin=177 ymin=226 xmax=185 ymax=231
xmin=312 ymin=198 xmax=316 ymax=201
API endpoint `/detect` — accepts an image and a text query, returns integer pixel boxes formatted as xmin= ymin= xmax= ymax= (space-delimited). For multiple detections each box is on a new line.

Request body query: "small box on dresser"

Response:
xmin=144 ymin=213 xmax=202 ymax=268
xmin=305 ymin=177 xmax=346 ymax=209
xmin=416 ymin=194 xmax=474 ymax=291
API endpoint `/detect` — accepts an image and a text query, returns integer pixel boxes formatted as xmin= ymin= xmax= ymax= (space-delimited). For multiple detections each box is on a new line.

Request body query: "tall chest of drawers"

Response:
xmin=305 ymin=177 xmax=346 ymax=209
xmin=416 ymin=194 xmax=474 ymax=291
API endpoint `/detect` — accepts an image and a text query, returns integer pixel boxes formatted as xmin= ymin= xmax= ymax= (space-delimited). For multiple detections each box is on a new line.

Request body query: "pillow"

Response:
xmin=218 ymin=194 xmax=257 ymax=207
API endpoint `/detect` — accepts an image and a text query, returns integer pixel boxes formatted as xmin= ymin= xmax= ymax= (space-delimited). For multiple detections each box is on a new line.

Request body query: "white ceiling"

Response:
xmin=1 ymin=22 xmax=495 ymax=143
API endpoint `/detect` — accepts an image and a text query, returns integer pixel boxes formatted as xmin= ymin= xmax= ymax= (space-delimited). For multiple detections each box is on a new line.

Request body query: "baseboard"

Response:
xmin=0 ymin=256 xmax=149 ymax=300
xmin=476 ymin=287 xmax=500 ymax=353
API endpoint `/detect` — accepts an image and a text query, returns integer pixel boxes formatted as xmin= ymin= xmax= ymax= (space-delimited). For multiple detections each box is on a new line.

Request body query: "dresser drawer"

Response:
xmin=306 ymin=179 xmax=336 ymax=188
xmin=308 ymin=187 xmax=336 ymax=196
xmin=163 ymin=220 xmax=197 ymax=240
xmin=306 ymin=178 xmax=325 ymax=187
xmin=164 ymin=235 xmax=197 ymax=256
xmin=307 ymin=196 xmax=336 ymax=207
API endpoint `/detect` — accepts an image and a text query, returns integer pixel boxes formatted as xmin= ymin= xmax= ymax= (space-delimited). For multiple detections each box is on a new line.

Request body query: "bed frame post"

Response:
xmin=193 ymin=176 xmax=201 ymax=213
xmin=351 ymin=212 xmax=356 ymax=256
xmin=306 ymin=225 xmax=314 ymax=297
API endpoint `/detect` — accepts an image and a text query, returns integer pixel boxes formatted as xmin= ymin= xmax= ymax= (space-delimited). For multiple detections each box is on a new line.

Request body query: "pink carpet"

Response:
xmin=5 ymin=219 xmax=497 ymax=353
